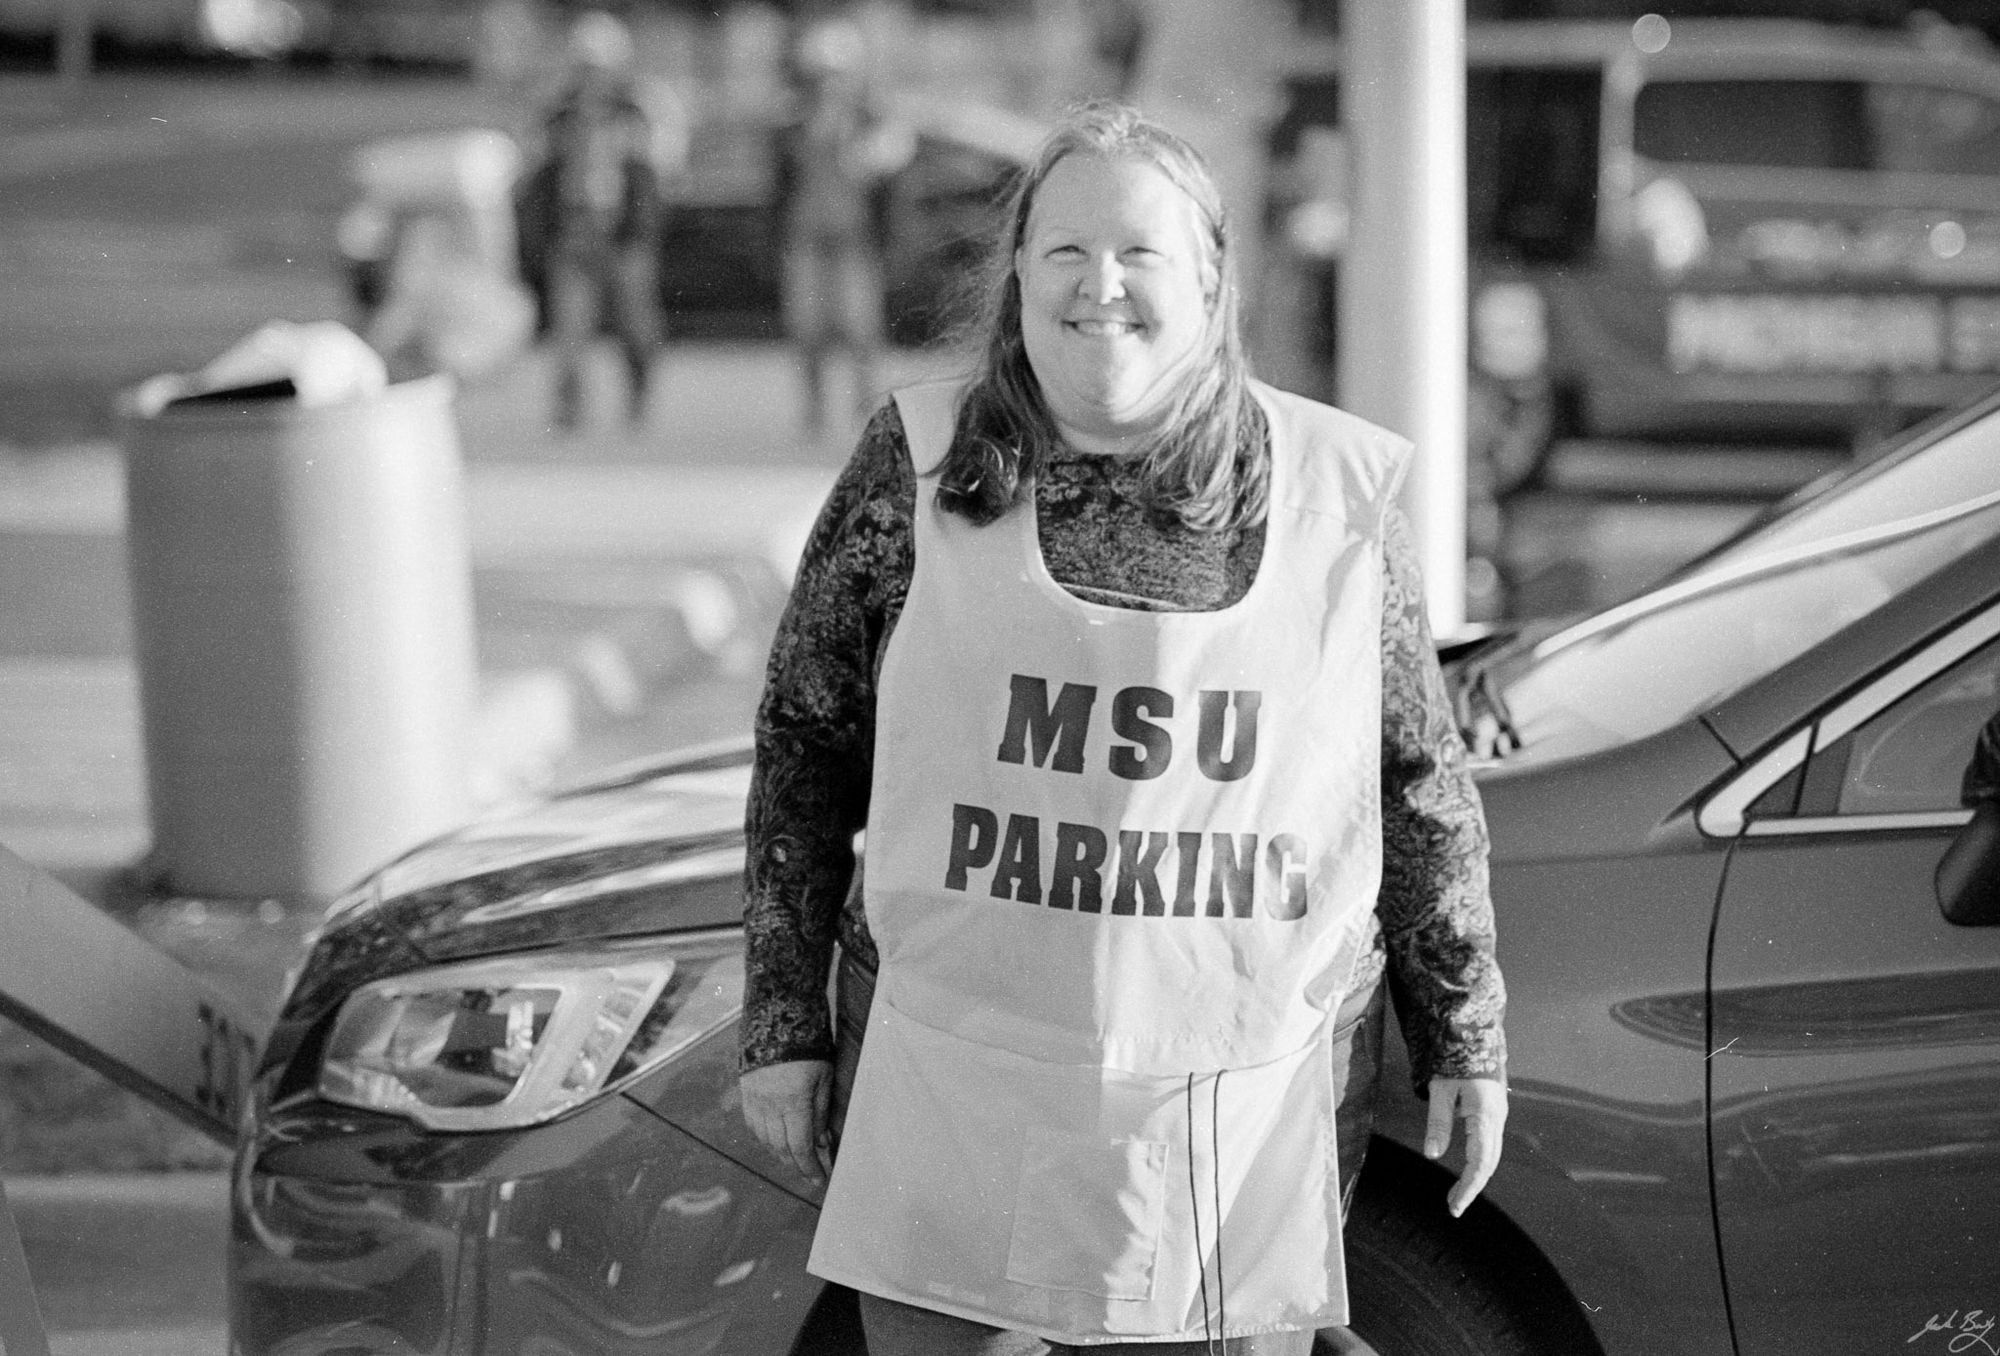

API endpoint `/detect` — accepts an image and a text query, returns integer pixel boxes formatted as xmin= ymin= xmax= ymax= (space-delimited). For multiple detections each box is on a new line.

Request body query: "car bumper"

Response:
xmin=230 ymin=1093 xmax=822 ymax=1356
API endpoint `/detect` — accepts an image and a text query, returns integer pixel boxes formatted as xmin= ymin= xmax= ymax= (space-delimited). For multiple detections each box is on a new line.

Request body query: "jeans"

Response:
xmin=548 ymin=236 xmax=661 ymax=427
xmin=781 ymin=232 xmax=886 ymax=429
xmin=828 ymin=952 xmax=1389 ymax=1355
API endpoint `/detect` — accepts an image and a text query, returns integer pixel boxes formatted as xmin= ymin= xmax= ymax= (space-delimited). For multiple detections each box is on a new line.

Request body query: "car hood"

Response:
xmin=261 ymin=742 xmax=756 ymax=1079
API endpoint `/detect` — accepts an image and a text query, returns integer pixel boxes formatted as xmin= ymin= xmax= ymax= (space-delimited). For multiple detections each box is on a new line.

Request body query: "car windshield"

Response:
xmin=1492 ymin=407 xmax=2000 ymax=763
xmin=1693 ymin=399 xmax=2000 ymax=564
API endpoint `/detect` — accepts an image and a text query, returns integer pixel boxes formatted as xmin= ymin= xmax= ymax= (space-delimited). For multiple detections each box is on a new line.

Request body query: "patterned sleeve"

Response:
xmin=1376 ymin=502 xmax=1508 ymax=1095
xmin=741 ymin=403 xmax=915 ymax=1072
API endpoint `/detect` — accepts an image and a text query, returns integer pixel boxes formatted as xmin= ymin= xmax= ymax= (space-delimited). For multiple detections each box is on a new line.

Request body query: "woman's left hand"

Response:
xmin=1423 ymin=1076 xmax=1508 ymax=1217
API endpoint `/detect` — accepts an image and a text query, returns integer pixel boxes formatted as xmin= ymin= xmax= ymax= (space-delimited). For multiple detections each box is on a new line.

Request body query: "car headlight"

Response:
xmin=316 ymin=930 xmax=742 ymax=1132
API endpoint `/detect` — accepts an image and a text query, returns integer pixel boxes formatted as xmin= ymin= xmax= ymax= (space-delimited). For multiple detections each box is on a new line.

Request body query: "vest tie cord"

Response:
xmin=1213 ymin=1069 xmax=1227 ymax=1355
xmin=1185 ymin=1067 xmax=1230 ymax=1356
xmin=1186 ymin=1072 xmax=1210 ymax=1350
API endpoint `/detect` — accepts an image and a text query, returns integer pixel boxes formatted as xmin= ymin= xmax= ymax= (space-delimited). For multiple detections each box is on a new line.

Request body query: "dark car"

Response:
xmin=1271 ymin=18 xmax=2000 ymax=487
xmin=232 ymin=391 xmax=2000 ymax=1354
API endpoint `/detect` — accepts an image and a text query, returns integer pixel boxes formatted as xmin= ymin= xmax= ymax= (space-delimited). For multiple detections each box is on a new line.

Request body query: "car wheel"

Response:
xmin=1313 ymin=1187 xmax=1553 ymax=1356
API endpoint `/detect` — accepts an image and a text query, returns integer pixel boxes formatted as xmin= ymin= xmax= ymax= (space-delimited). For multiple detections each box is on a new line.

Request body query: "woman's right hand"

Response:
xmin=739 ymin=1059 xmax=834 ymax=1186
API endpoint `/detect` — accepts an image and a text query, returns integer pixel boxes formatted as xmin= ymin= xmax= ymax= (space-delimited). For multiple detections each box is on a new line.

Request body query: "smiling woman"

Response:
xmin=1015 ymin=153 xmax=1212 ymax=449
xmin=739 ymin=101 xmax=1508 ymax=1356
xmin=934 ymin=104 xmax=1262 ymax=534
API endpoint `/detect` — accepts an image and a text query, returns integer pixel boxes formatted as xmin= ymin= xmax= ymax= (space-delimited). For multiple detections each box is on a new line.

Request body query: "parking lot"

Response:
xmin=0 ymin=33 xmax=1977 ymax=1351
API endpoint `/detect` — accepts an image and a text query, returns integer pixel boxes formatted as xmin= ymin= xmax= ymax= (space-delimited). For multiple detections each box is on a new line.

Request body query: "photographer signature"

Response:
xmin=1909 ymin=1310 xmax=1998 ymax=1353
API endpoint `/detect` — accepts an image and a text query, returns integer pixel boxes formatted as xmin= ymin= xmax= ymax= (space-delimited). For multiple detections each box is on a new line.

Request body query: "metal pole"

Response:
xmin=1336 ymin=0 xmax=1468 ymax=636
xmin=1127 ymin=0 xmax=1290 ymax=317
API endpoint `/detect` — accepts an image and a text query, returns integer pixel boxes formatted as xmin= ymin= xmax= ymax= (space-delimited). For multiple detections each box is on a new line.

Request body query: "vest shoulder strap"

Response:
xmin=891 ymin=379 xmax=969 ymax=479
xmin=1254 ymin=381 xmax=1413 ymax=533
xmin=893 ymin=378 xmax=1410 ymax=530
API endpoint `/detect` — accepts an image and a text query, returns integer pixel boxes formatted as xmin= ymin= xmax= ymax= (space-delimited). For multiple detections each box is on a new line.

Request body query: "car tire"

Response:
xmin=1313 ymin=1184 xmax=1564 ymax=1356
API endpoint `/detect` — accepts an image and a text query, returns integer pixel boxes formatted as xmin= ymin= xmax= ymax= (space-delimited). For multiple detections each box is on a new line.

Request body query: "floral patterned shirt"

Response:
xmin=743 ymin=402 xmax=1506 ymax=1092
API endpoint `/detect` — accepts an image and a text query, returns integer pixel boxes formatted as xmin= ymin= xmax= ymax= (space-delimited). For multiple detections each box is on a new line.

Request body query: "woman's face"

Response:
xmin=1016 ymin=152 xmax=1214 ymax=449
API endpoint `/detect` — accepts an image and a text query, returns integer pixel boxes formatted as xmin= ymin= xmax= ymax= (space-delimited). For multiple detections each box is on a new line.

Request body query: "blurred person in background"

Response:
xmin=1081 ymin=0 xmax=1149 ymax=98
xmin=773 ymin=16 xmax=913 ymax=437
xmin=740 ymin=102 xmax=1506 ymax=1354
xmin=517 ymin=10 xmax=670 ymax=431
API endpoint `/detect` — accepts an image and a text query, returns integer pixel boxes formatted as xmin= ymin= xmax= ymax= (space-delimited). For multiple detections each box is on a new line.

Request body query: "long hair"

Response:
xmin=933 ymin=102 xmax=1266 ymax=533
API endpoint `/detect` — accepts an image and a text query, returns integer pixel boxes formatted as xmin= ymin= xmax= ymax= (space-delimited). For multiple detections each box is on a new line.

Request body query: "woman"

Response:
xmin=741 ymin=103 xmax=1506 ymax=1354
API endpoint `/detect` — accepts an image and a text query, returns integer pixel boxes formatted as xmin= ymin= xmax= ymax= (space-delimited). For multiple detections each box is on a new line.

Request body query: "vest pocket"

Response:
xmin=1003 ymin=1127 xmax=1169 ymax=1301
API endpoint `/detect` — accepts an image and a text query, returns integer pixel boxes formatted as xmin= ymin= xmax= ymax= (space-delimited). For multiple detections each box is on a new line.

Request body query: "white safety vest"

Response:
xmin=809 ymin=378 xmax=1411 ymax=1343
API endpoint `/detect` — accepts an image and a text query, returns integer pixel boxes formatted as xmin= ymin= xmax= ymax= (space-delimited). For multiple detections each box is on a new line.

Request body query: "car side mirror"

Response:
xmin=1935 ymin=802 xmax=2000 ymax=926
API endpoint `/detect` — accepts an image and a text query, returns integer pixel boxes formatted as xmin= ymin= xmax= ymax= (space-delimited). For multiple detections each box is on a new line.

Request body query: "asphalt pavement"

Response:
xmin=6 ymin=1174 xmax=228 ymax=1355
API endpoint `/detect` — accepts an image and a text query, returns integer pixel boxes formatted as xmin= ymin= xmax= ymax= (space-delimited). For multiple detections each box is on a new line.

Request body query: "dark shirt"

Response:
xmin=521 ymin=80 xmax=662 ymax=257
xmin=742 ymin=402 xmax=1506 ymax=1092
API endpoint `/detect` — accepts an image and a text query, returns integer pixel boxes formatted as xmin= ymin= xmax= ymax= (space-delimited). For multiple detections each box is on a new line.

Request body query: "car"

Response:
xmin=228 ymin=373 xmax=2000 ymax=1354
xmin=1268 ymin=17 xmax=2000 ymax=489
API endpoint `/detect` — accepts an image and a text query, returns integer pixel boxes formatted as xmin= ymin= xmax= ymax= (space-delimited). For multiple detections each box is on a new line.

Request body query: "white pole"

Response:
xmin=1128 ymin=0 xmax=1290 ymax=322
xmin=1336 ymin=0 xmax=1467 ymax=637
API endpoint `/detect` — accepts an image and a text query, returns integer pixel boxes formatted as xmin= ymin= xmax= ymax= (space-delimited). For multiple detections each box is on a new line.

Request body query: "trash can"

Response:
xmin=120 ymin=374 xmax=477 ymax=904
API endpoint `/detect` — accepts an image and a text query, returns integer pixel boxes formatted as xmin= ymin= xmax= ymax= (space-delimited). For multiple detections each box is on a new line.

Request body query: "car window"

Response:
xmin=1870 ymin=82 xmax=2000 ymax=177
xmin=1811 ymin=635 xmax=2000 ymax=816
xmin=1634 ymin=78 xmax=1872 ymax=171
xmin=1497 ymin=496 xmax=2000 ymax=764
